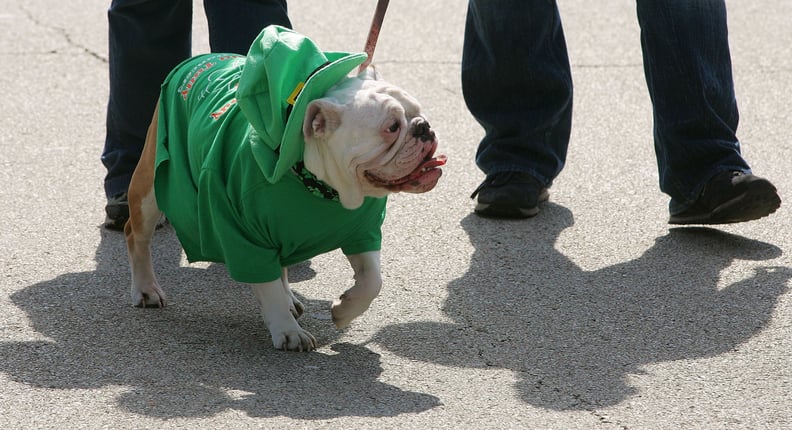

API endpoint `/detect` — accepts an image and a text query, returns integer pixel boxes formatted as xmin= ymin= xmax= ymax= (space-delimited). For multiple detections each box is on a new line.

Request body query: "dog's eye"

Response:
xmin=386 ymin=121 xmax=400 ymax=134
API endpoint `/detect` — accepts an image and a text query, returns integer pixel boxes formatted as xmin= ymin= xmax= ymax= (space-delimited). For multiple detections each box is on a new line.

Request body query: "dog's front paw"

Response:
xmin=331 ymin=292 xmax=373 ymax=328
xmin=252 ymin=280 xmax=315 ymax=351
xmin=131 ymin=283 xmax=166 ymax=308
xmin=270 ymin=326 xmax=317 ymax=352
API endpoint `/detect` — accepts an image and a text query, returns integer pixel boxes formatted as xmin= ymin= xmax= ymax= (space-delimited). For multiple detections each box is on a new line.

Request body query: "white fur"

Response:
xmin=303 ymin=72 xmax=433 ymax=209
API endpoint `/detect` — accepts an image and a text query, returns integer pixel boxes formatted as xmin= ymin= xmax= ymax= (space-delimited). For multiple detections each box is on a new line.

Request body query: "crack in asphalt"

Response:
xmin=18 ymin=4 xmax=107 ymax=63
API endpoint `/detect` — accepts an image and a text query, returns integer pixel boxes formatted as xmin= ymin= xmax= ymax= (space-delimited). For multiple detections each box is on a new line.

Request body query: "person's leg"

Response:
xmin=103 ymin=0 xmax=192 ymax=229
xmin=637 ymin=0 xmax=779 ymax=223
xmin=203 ymin=0 xmax=291 ymax=54
xmin=463 ymin=0 xmax=572 ymax=218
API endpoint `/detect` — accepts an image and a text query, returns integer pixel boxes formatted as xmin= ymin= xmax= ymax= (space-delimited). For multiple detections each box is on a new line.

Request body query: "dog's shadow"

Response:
xmin=373 ymin=204 xmax=791 ymax=410
xmin=0 ymin=226 xmax=439 ymax=419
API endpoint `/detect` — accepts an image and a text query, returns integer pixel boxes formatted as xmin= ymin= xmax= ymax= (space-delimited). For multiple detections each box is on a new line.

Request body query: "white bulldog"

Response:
xmin=124 ymin=35 xmax=445 ymax=352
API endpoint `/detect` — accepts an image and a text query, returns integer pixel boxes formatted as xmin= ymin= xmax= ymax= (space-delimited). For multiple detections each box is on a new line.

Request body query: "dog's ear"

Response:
xmin=304 ymin=99 xmax=342 ymax=140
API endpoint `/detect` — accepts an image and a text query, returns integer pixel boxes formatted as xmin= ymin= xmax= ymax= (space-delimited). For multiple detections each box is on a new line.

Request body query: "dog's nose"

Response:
xmin=412 ymin=119 xmax=435 ymax=142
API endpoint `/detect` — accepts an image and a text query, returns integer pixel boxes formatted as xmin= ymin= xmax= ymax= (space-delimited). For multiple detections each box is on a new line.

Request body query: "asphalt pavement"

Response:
xmin=1 ymin=1 xmax=790 ymax=428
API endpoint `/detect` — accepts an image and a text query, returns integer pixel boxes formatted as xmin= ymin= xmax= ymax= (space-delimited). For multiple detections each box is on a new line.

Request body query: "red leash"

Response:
xmin=358 ymin=0 xmax=390 ymax=73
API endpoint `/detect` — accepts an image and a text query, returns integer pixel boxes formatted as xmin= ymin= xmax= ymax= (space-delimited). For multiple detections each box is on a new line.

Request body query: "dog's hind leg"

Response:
xmin=125 ymin=104 xmax=167 ymax=308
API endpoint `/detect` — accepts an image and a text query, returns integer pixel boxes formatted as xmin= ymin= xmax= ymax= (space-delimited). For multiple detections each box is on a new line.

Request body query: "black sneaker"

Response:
xmin=471 ymin=171 xmax=550 ymax=218
xmin=104 ymin=192 xmax=129 ymax=231
xmin=669 ymin=171 xmax=781 ymax=225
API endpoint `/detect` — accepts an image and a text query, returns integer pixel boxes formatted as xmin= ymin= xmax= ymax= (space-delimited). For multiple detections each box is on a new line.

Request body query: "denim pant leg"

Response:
xmin=203 ymin=0 xmax=291 ymax=53
xmin=636 ymin=0 xmax=751 ymax=214
xmin=103 ymin=0 xmax=192 ymax=199
xmin=102 ymin=0 xmax=291 ymax=200
xmin=462 ymin=0 xmax=573 ymax=187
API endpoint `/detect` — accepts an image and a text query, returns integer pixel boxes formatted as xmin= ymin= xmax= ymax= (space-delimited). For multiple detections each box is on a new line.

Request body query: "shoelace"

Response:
xmin=470 ymin=171 xmax=522 ymax=199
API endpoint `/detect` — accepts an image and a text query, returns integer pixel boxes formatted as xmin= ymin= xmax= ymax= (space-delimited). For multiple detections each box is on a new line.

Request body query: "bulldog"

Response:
xmin=124 ymin=27 xmax=445 ymax=351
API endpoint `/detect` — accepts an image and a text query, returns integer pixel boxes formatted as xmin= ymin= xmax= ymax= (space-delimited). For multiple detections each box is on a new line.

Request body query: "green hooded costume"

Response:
xmin=153 ymin=26 xmax=386 ymax=283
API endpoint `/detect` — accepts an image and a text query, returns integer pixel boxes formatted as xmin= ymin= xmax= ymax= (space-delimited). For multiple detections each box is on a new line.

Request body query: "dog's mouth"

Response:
xmin=364 ymin=140 xmax=447 ymax=191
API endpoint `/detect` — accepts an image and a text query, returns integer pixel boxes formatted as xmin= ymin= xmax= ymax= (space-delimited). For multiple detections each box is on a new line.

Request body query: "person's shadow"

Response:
xmin=373 ymin=203 xmax=791 ymax=410
xmin=0 ymin=225 xmax=439 ymax=419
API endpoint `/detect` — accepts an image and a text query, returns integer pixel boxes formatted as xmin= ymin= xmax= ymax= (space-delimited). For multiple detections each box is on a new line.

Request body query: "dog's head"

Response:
xmin=302 ymin=69 xmax=446 ymax=209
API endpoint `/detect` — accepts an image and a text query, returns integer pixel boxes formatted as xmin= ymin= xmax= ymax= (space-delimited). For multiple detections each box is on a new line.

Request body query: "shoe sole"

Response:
xmin=474 ymin=189 xmax=550 ymax=219
xmin=669 ymin=180 xmax=781 ymax=225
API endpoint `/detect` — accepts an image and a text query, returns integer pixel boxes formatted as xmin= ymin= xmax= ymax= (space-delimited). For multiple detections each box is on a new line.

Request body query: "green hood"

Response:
xmin=236 ymin=25 xmax=368 ymax=183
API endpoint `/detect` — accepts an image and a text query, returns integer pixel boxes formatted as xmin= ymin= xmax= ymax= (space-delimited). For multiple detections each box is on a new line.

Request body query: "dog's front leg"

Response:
xmin=331 ymin=251 xmax=382 ymax=328
xmin=251 ymin=278 xmax=316 ymax=351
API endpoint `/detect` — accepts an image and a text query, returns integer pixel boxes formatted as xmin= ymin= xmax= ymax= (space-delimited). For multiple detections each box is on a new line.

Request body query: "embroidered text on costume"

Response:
xmin=181 ymin=61 xmax=215 ymax=100
xmin=211 ymin=99 xmax=237 ymax=120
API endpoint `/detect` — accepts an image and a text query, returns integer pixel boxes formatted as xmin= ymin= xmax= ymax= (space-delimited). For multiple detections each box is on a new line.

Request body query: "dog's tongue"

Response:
xmin=399 ymin=154 xmax=446 ymax=183
xmin=391 ymin=154 xmax=447 ymax=193
xmin=425 ymin=154 xmax=448 ymax=169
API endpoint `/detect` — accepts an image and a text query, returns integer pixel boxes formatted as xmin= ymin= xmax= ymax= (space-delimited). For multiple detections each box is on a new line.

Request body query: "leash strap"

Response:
xmin=358 ymin=0 xmax=390 ymax=73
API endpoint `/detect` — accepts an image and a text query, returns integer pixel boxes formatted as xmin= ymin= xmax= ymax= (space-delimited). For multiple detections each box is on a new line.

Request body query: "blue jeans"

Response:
xmin=102 ymin=0 xmax=290 ymax=199
xmin=462 ymin=0 xmax=751 ymax=214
